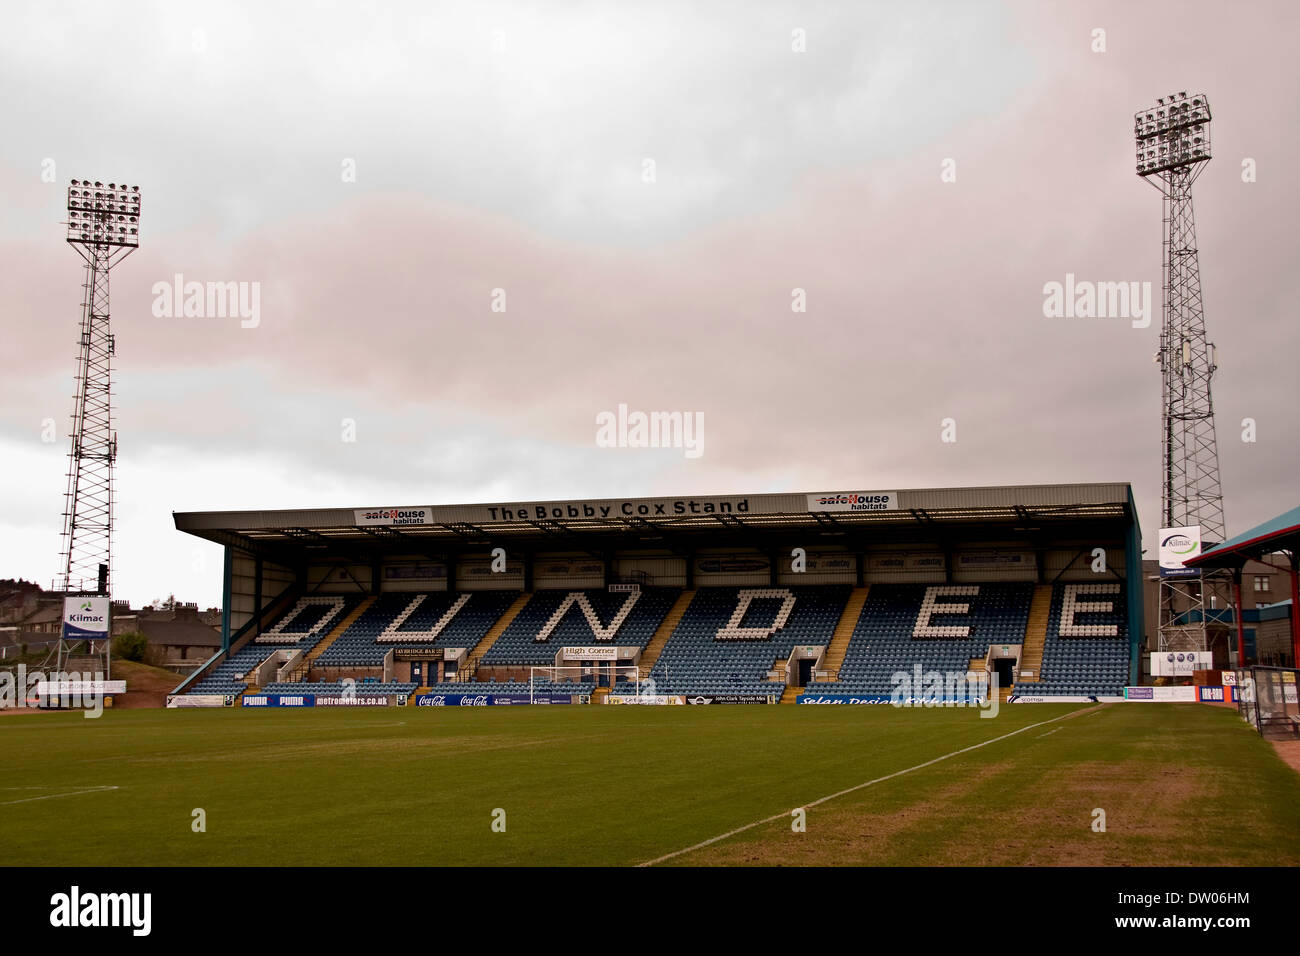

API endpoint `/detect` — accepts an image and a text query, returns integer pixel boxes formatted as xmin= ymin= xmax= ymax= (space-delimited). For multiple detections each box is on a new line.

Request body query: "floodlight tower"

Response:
xmin=56 ymin=180 xmax=141 ymax=673
xmin=1134 ymin=93 xmax=1228 ymax=654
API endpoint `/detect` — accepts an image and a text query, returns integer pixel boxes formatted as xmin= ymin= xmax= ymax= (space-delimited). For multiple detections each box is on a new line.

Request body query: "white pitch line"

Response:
xmin=638 ymin=706 xmax=1104 ymax=867
xmin=1036 ymin=727 xmax=1062 ymax=738
xmin=0 ymin=785 xmax=119 ymax=806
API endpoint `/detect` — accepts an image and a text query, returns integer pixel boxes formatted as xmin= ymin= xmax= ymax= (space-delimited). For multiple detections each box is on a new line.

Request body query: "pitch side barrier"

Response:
xmin=415 ymin=692 xmax=574 ymax=706
xmin=797 ymin=694 xmax=989 ymax=705
xmin=798 ymin=688 xmax=1233 ymax=704
xmin=242 ymin=693 xmax=405 ymax=707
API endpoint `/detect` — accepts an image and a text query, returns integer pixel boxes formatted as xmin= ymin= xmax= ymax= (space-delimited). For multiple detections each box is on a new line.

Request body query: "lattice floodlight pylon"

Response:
xmin=1135 ymin=94 xmax=1229 ymax=653
xmin=56 ymin=180 xmax=141 ymax=673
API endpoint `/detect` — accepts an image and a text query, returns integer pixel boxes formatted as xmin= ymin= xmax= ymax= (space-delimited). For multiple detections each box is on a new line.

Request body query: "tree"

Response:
xmin=113 ymin=631 xmax=149 ymax=662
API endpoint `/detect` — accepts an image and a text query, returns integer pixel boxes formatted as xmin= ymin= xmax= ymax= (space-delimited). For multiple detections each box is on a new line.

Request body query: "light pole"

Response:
xmin=56 ymin=180 xmax=141 ymax=675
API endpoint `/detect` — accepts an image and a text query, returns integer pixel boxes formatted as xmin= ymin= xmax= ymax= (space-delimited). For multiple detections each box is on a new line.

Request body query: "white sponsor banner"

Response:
xmin=807 ymin=492 xmax=898 ymax=513
xmin=1159 ymin=525 xmax=1202 ymax=577
xmin=166 ymin=694 xmax=226 ymax=708
xmin=562 ymin=646 xmax=620 ymax=661
xmin=37 ymin=680 xmax=125 ymax=695
xmin=1009 ymin=695 xmax=1126 ymax=704
xmin=61 ymin=596 xmax=110 ymax=641
xmin=604 ymin=694 xmax=685 ymax=705
xmin=1150 ymin=651 xmax=1213 ymax=677
xmin=354 ymin=507 xmax=432 ymax=527
xmin=1124 ymin=685 xmax=1199 ymax=701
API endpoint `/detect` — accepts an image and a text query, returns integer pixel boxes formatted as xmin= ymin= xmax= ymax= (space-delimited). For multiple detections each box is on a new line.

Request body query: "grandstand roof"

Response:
xmin=174 ymin=482 xmax=1136 ymax=560
xmin=1185 ymin=505 xmax=1300 ymax=569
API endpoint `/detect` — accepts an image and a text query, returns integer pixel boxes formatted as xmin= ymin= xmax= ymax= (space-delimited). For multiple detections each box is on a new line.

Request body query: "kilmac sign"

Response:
xmin=1158 ymin=526 xmax=1202 ymax=578
xmin=807 ymin=492 xmax=898 ymax=513
xmin=61 ymin=597 xmax=110 ymax=642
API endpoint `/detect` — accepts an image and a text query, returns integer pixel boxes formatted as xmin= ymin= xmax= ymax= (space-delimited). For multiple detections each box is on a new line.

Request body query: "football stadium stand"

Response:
xmin=169 ymin=484 xmax=1144 ymax=705
xmin=646 ymin=585 xmax=850 ymax=696
xmin=1026 ymin=582 xmax=1130 ymax=697
xmin=316 ymin=590 xmax=521 ymax=666
xmin=812 ymin=583 xmax=1032 ymax=696
xmin=482 ymin=586 xmax=680 ymax=665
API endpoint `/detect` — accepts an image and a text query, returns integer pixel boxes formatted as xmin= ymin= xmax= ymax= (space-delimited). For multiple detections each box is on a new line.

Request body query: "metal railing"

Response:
xmin=1234 ymin=666 xmax=1300 ymax=738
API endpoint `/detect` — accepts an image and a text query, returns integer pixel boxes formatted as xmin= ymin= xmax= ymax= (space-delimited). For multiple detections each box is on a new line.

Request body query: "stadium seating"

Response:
xmin=1022 ymin=582 xmax=1129 ymax=697
xmin=189 ymin=595 xmax=367 ymax=694
xmin=646 ymin=585 xmax=851 ymax=696
xmin=482 ymin=587 xmax=680 ymax=665
xmin=187 ymin=581 xmax=1129 ymax=703
xmin=813 ymin=583 xmax=1033 ymax=696
xmin=261 ymin=680 xmax=416 ymax=697
xmin=255 ymin=595 xmax=347 ymax=643
xmin=315 ymin=590 xmax=521 ymax=666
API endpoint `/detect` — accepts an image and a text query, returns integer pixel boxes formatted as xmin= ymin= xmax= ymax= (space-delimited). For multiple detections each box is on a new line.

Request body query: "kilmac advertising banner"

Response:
xmin=61 ymin=597 xmax=110 ymax=642
xmin=1159 ymin=526 xmax=1202 ymax=578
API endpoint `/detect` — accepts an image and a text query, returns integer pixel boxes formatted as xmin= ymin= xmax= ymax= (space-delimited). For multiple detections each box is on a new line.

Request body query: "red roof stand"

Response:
xmin=1184 ymin=506 xmax=1300 ymax=667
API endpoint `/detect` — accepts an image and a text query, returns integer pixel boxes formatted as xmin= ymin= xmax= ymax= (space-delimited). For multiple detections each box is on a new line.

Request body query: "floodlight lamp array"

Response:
xmin=66 ymin=179 xmax=141 ymax=247
xmin=1135 ymin=92 xmax=1211 ymax=176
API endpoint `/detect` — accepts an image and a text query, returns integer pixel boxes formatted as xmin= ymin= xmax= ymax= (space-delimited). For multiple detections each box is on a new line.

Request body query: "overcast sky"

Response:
xmin=1 ymin=1 xmax=1296 ymax=608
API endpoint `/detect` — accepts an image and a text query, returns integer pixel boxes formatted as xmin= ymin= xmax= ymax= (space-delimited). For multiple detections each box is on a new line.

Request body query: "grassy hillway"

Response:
xmin=0 ymin=703 xmax=1294 ymax=866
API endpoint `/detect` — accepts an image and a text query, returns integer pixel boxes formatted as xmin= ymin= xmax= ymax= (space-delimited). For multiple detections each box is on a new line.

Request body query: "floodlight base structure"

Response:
xmin=55 ymin=181 xmax=141 ymax=679
xmin=1136 ymin=95 xmax=1230 ymax=656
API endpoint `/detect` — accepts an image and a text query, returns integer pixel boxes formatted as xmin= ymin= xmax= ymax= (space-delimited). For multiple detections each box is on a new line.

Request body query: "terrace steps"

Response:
xmin=310 ymin=595 xmax=376 ymax=661
xmin=282 ymin=596 xmax=377 ymax=683
xmin=780 ymin=686 xmax=802 ymax=705
xmin=638 ymin=589 xmax=695 ymax=675
xmin=407 ymin=686 xmax=431 ymax=706
xmin=819 ymin=585 xmax=869 ymax=681
xmin=462 ymin=592 xmax=532 ymax=680
xmin=1018 ymin=585 xmax=1053 ymax=683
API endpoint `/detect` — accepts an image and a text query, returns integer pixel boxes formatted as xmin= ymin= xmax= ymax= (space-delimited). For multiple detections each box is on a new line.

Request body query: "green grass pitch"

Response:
xmin=1 ymin=702 xmax=1297 ymax=866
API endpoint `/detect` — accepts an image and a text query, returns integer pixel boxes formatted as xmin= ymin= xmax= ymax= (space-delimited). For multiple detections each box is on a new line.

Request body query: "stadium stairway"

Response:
xmin=462 ymin=591 xmax=532 ymax=681
xmin=591 ymin=686 xmax=611 ymax=704
xmin=1017 ymin=585 xmax=1052 ymax=684
xmin=638 ymin=589 xmax=695 ymax=676
xmin=285 ymin=596 xmax=377 ymax=681
xmin=780 ymin=685 xmax=801 ymax=705
xmin=818 ymin=585 xmax=869 ymax=682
